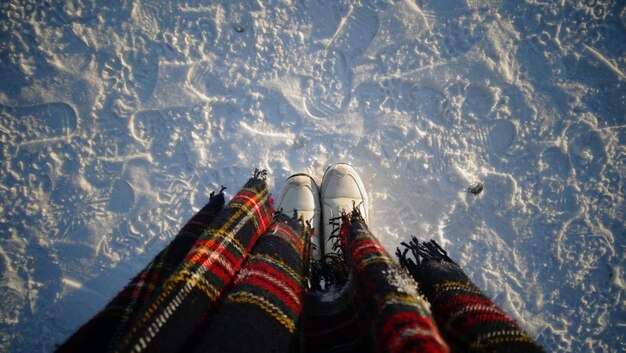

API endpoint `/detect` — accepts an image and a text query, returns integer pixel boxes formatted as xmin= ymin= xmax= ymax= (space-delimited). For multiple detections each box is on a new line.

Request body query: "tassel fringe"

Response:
xmin=253 ymin=168 xmax=268 ymax=181
xmin=208 ymin=186 xmax=227 ymax=201
xmin=396 ymin=237 xmax=453 ymax=274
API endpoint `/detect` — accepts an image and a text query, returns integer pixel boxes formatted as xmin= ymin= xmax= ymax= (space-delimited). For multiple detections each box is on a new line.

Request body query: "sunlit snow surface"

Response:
xmin=1 ymin=0 xmax=625 ymax=351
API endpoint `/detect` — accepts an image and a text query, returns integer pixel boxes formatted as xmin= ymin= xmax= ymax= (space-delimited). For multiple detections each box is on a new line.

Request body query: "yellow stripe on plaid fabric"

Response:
xmin=381 ymin=292 xmax=432 ymax=312
xmin=433 ymin=281 xmax=485 ymax=296
xmin=56 ymin=190 xmax=226 ymax=353
xmin=341 ymin=213 xmax=450 ymax=353
xmin=227 ymin=292 xmax=297 ymax=333
xmin=246 ymin=253 xmax=305 ymax=288
xmin=190 ymin=213 xmax=307 ymax=353
xmin=266 ymin=223 xmax=306 ymax=255
xmin=357 ymin=255 xmax=396 ymax=270
xmin=142 ymin=200 xmax=259 ymax=315
xmin=114 ymin=175 xmax=273 ymax=353
xmin=396 ymin=237 xmax=546 ymax=353
xmin=470 ymin=335 xmax=537 ymax=350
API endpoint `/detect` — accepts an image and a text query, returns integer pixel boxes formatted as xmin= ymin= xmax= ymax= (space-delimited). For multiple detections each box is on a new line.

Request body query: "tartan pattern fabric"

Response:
xmin=113 ymin=172 xmax=273 ymax=353
xmin=396 ymin=238 xmax=545 ymax=353
xmin=192 ymin=213 xmax=308 ymax=353
xmin=56 ymin=188 xmax=226 ymax=353
xmin=57 ymin=171 xmax=546 ymax=353
xmin=340 ymin=212 xmax=450 ymax=353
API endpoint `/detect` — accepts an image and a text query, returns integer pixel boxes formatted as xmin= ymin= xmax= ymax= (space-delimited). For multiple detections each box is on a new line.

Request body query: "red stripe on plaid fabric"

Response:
xmin=397 ymin=237 xmax=547 ymax=353
xmin=439 ymin=294 xmax=497 ymax=309
xmin=236 ymin=261 xmax=302 ymax=313
xmin=56 ymin=190 xmax=227 ymax=353
xmin=272 ymin=222 xmax=305 ymax=254
xmin=180 ymin=232 xmax=255 ymax=285
xmin=381 ymin=312 xmax=448 ymax=353
xmin=232 ymin=190 xmax=271 ymax=231
xmin=381 ymin=312 xmax=438 ymax=339
xmin=184 ymin=239 xmax=239 ymax=269
xmin=351 ymin=238 xmax=389 ymax=261
xmin=341 ymin=214 xmax=450 ymax=353
xmin=456 ymin=312 xmax=520 ymax=328
xmin=190 ymin=213 xmax=306 ymax=352
xmin=199 ymin=254 xmax=234 ymax=285
xmin=432 ymin=289 xmax=523 ymax=331
xmin=112 ymin=175 xmax=273 ymax=353
xmin=239 ymin=274 xmax=302 ymax=314
xmin=238 ymin=260 xmax=301 ymax=297
xmin=229 ymin=190 xmax=270 ymax=235
xmin=181 ymin=240 xmax=241 ymax=284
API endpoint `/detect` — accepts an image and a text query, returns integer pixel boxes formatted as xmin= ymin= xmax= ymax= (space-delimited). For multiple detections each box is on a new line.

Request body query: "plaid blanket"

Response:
xmin=57 ymin=187 xmax=226 ymax=353
xmin=396 ymin=238 xmax=545 ymax=353
xmin=191 ymin=213 xmax=308 ymax=353
xmin=58 ymin=170 xmax=274 ymax=353
xmin=340 ymin=211 xmax=449 ymax=353
xmin=58 ymin=171 xmax=544 ymax=353
xmin=114 ymin=171 xmax=273 ymax=353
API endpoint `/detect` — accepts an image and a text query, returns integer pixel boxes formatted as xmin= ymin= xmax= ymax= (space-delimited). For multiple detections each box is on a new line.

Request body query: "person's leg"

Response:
xmin=396 ymin=239 xmax=546 ymax=353
xmin=190 ymin=174 xmax=317 ymax=353
xmin=341 ymin=212 xmax=449 ymax=353
xmin=72 ymin=170 xmax=274 ymax=353
xmin=323 ymin=164 xmax=449 ymax=353
xmin=56 ymin=186 xmax=227 ymax=353
xmin=193 ymin=213 xmax=309 ymax=353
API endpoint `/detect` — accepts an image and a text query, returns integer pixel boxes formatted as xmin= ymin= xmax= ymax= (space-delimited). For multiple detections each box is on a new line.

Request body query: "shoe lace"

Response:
xmin=309 ymin=215 xmax=352 ymax=291
xmin=326 ymin=200 xmax=366 ymax=255
xmin=326 ymin=215 xmax=344 ymax=255
xmin=311 ymin=252 xmax=349 ymax=291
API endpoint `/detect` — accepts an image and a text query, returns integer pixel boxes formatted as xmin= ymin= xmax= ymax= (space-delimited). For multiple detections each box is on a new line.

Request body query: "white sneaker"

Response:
xmin=320 ymin=164 xmax=369 ymax=256
xmin=275 ymin=174 xmax=322 ymax=261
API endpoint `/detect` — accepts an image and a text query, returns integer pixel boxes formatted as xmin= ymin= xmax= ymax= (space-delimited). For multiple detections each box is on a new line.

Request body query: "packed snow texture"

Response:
xmin=1 ymin=0 xmax=625 ymax=351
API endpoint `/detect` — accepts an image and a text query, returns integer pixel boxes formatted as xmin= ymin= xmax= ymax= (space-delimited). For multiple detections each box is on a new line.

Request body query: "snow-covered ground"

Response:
xmin=1 ymin=0 xmax=625 ymax=351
